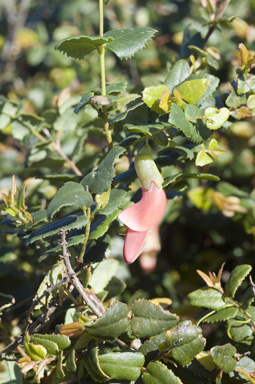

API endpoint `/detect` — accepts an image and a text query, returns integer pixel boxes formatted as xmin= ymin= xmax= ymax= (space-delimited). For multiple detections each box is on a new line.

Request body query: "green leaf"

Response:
xmin=205 ymin=107 xmax=230 ymax=130
xmin=26 ymin=214 xmax=88 ymax=244
xmin=47 ymin=182 xmax=93 ymax=219
xmin=105 ymin=276 xmax=126 ymax=299
xmin=114 ymin=93 xmax=141 ymax=111
xmin=55 ymin=35 xmax=114 ymax=60
xmin=110 ymin=101 xmax=144 ymax=124
xmin=24 ymin=342 xmax=47 ymax=361
xmin=177 ymin=79 xmax=210 ymax=104
xmin=66 ymin=349 xmax=77 ymax=372
xmin=202 ymin=307 xmax=238 ymax=323
xmin=56 ymin=351 xmax=65 ymax=379
xmin=30 ymin=334 xmax=71 ymax=351
xmin=142 ymin=85 xmax=170 ymax=114
xmin=100 ymin=189 xmax=128 ymax=215
xmin=30 ymin=336 xmax=59 ymax=356
xmin=240 ymin=286 xmax=255 ymax=310
xmin=85 ymin=301 xmax=129 ymax=339
xmin=105 ymin=28 xmax=157 ymax=60
xmin=188 ymin=288 xmax=226 ymax=310
xmin=131 ymin=299 xmax=179 ymax=338
xmin=225 ymin=265 xmax=252 ymax=298
xmin=89 ymin=209 xmax=121 ymax=240
xmin=211 ymin=344 xmax=236 ymax=373
xmin=83 ymin=341 xmax=109 ymax=382
xmin=106 ymin=81 xmax=127 ymax=94
xmin=0 ymin=99 xmax=20 ymax=130
xmin=164 ymin=321 xmax=206 ymax=366
xmin=164 ymin=59 xmax=190 ymax=93
xmin=142 ymin=361 xmax=182 ymax=384
xmin=89 ymin=258 xmax=119 ymax=294
xmin=169 ymin=104 xmax=210 ymax=143
xmin=178 ymin=74 xmax=220 ymax=106
xmin=124 ymin=122 xmax=167 ymax=137
xmin=227 ymin=308 xmax=255 ymax=344
xmin=0 ymin=359 xmax=23 ymax=384
xmin=39 ymin=234 xmax=86 ymax=262
xmin=74 ymin=91 xmax=94 ymax=114
xmin=81 ymin=146 xmax=126 ymax=194
xmin=139 ymin=332 xmax=166 ymax=356
xmin=99 ymin=352 xmax=145 ymax=381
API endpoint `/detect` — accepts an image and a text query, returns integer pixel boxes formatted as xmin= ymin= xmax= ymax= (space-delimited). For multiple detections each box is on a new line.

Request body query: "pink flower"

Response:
xmin=119 ymin=182 xmax=167 ymax=263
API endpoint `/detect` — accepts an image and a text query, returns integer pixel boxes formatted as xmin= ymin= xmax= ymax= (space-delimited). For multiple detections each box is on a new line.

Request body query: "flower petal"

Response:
xmin=119 ymin=184 xmax=167 ymax=231
xmin=123 ymin=229 xmax=148 ymax=263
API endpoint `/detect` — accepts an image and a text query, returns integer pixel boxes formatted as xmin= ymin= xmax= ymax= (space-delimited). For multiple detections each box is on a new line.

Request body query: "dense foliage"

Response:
xmin=0 ymin=0 xmax=255 ymax=383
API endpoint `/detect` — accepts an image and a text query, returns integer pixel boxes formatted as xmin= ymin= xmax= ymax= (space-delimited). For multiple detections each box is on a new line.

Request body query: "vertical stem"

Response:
xmin=99 ymin=0 xmax=104 ymax=37
xmin=98 ymin=0 xmax=113 ymax=148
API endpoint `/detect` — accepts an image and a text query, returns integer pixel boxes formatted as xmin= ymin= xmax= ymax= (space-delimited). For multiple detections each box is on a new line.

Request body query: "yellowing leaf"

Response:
xmin=159 ymin=91 xmax=171 ymax=113
xmin=150 ymin=297 xmax=172 ymax=306
xmin=177 ymin=79 xmax=210 ymax=104
xmin=208 ymin=138 xmax=219 ymax=151
xmin=196 ymin=148 xmax=213 ymax=167
xmin=205 ymin=107 xmax=230 ymax=130
xmin=187 ymin=187 xmax=213 ymax=210
xmin=142 ymin=85 xmax=170 ymax=114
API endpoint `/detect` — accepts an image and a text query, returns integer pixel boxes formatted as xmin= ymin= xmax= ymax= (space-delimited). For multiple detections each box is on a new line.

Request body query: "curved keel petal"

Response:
xmin=123 ymin=229 xmax=148 ymax=264
xmin=118 ymin=184 xmax=167 ymax=231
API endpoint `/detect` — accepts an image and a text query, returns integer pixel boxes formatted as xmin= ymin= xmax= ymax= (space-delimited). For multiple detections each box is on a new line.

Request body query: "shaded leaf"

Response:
xmin=225 ymin=265 xmax=252 ymax=298
xmin=139 ymin=332 xmax=166 ymax=356
xmin=143 ymin=361 xmax=182 ymax=384
xmin=106 ymin=81 xmax=127 ymax=94
xmin=202 ymin=307 xmax=238 ymax=323
xmin=55 ymin=35 xmax=114 ymax=60
xmin=131 ymin=299 xmax=179 ymax=338
xmin=74 ymin=91 xmax=94 ymax=114
xmin=89 ymin=209 xmax=121 ymax=240
xmin=105 ymin=28 xmax=156 ymax=60
xmin=164 ymin=60 xmax=190 ymax=93
xmin=100 ymin=189 xmax=128 ymax=215
xmin=99 ymin=352 xmax=145 ymax=381
xmin=47 ymin=182 xmax=93 ymax=219
xmin=66 ymin=349 xmax=77 ymax=372
xmin=164 ymin=321 xmax=206 ymax=366
xmin=211 ymin=344 xmax=236 ymax=373
xmin=26 ymin=214 xmax=88 ymax=244
xmin=81 ymin=146 xmax=126 ymax=194
xmin=169 ymin=104 xmax=210 ymax=143
xmin=86 ymin=302 xmax=129 ymax=339
xmin=83 ymin=341 xmax=109 ymax=382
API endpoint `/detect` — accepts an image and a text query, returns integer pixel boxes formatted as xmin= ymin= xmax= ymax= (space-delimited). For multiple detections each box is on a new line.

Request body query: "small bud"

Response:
xmin=135 ymin=152 xmax=163 ymax=190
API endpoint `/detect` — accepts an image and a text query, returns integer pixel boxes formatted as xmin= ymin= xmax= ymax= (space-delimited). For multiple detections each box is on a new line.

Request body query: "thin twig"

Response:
xmin=59 ymin=229 xmax=105 ymax=317
xmin=203 ymin=0 xmax=231 ymax=46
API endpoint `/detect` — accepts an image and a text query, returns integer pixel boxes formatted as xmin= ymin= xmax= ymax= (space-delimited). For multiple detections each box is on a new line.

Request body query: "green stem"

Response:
xmin=78 ymin=207 xmax=91 ymax=262
xmin=98 ymin=0 xmax=113 ymax=148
